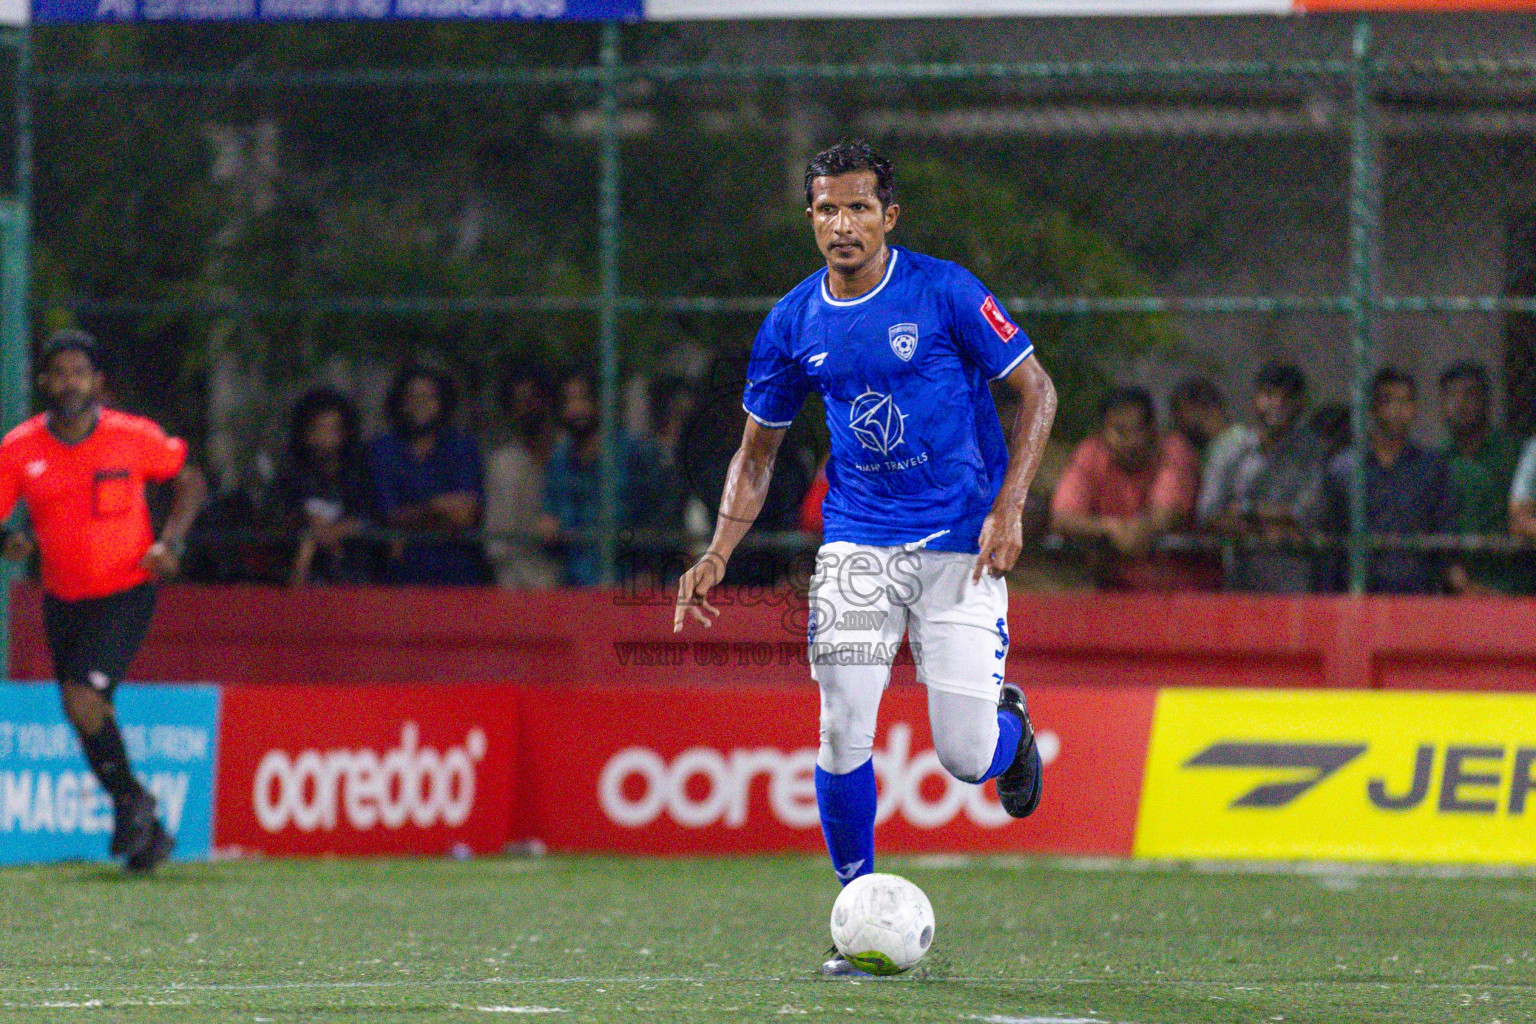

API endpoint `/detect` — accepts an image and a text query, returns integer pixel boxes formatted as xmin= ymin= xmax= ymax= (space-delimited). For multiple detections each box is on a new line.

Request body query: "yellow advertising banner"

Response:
xmin=1135 ymin=688 xmax=1536 ymax=864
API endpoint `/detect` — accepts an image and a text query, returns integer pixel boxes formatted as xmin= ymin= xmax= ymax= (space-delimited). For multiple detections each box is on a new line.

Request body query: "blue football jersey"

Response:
xmin=742 ymin=246 xmax=1034 ymax=553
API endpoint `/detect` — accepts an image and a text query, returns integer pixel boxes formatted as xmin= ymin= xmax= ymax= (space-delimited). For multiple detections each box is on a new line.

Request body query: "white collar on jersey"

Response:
xmin=819 ymin=247 xmax=900 ymax=308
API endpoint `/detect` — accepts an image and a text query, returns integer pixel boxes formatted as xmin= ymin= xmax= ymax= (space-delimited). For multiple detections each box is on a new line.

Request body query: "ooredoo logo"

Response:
xmin=252 ymin=722 xmax=487 ymax=833
xmin=597 ymin=723 xmax=1060 ymax=831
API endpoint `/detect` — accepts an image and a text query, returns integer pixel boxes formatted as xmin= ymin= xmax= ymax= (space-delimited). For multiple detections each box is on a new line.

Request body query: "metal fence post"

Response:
xmin=596 ymin=20 xmax=621 ymax=588
xmin=0 ymin=27 xmax=32 ymax=681
xmin=1346 ymin=16 xmax=1380 ymax=596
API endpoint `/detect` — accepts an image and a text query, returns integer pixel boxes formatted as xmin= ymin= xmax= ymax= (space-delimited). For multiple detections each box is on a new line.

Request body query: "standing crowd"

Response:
xmin=1051 ymin=361 xmax=1535 ymax=595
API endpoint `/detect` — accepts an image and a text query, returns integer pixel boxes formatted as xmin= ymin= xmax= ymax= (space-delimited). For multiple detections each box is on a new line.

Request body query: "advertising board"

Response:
xmin=522 ymin=683 xmax=1155 ymax=855
xmin=213 ymin=683 xmax=518 ymax=856
xmin=1136 ymin=688 xmax=1536 ymax=863
xmin=0 ymin=681 xmax=220 ymax=864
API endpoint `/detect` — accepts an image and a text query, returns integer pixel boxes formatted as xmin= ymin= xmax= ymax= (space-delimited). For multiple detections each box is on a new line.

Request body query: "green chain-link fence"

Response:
xmin=1 ymin=13 xmax=1534 ymax=599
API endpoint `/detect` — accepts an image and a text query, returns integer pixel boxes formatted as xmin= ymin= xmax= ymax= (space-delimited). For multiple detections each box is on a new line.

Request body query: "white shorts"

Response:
xmin=807 ymin=541 xmax=1010 ymax=702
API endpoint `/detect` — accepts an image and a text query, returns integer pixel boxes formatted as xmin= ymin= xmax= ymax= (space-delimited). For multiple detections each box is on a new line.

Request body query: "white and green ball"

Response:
xmin=829 ymin=872 xmax=935 ymax=975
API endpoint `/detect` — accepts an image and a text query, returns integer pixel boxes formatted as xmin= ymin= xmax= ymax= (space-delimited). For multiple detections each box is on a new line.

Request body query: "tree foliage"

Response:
xmin=30 ymin=23 xmax=1179 ymax=441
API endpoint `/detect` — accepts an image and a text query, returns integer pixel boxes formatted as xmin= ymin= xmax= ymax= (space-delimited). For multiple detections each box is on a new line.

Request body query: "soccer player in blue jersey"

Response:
xmin=672 ymin=142 xmax=1058 ymax=973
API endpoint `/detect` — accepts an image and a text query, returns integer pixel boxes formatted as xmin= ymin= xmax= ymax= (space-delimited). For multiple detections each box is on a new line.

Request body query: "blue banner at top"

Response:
xmin=33 ymin=0 xmax=639 ymax=22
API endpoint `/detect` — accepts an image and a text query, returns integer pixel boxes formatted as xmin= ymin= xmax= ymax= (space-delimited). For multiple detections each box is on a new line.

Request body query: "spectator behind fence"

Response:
xmin=1169 ymin=375 xmax=1259 ymax=526
xmin=1324 ymin=367 xmax=1461 ymax=594
xmin=1438 ymin=361 xmax=1525 ymax=595
xmin=1307 ymin=403 xmax=1353 ymax=461
xmin=275 ymin=387 xmax=380 ymax=587
xmin=1205 ymin=364 xmax=1328 ymax=593
xmin=538 ymin=370 xmax=651 ymax=586
xmin=1050 ymin=386 xmax=1214 ymax=591
xmin=1507 ymin=434 xmax=1536 ymax=549
xmin=369 ymin=364 xmax=489 ymax=586
xmin=642 ymin=376 xmax=697 ymax=535
xmin=483 ymin=369 xmax=561 ymax=590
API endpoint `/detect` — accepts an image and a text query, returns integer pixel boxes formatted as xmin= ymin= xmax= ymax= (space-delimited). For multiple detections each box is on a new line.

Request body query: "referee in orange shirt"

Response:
xmin=0 ymin=330 xmax=206 ymax=873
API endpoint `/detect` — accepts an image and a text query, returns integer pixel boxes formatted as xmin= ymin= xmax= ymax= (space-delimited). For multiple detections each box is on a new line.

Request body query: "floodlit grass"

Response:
xmin=1 ymin=854 xmax=1533 ymax=1023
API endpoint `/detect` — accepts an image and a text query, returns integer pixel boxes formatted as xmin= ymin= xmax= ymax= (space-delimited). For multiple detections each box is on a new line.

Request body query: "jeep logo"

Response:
xmin=1186 ymin=741 xmax=1536 ymax=815
xmin=1184 ymin=742 xmax=1366 ymax=807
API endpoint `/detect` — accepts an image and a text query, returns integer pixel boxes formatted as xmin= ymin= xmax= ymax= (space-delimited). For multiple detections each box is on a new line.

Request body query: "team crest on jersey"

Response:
xmin=849 ymin=390 xmax=907 ymax=456
xmin=887 ymin=323 xmax=919 ymax=362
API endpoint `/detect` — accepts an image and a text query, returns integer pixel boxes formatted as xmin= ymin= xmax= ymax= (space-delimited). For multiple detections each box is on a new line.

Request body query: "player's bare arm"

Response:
xmin=141 ymin=463 xmax=207 ymax=577
xmin=672 ymin=416 xmax=786 ymax=632
xmin=974 ymin=354 xmax=1057 ymax=583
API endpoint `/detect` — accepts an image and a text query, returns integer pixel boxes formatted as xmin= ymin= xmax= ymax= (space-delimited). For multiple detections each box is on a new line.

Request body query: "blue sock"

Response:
xmin=978 ymin=708 xmax=1025 ymax=783
xmin=815 ymin=758 xmax=876 ymax=886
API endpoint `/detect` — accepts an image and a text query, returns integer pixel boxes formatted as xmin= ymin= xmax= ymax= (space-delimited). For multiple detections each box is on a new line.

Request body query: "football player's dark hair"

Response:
xmin=1253 ymin=363 xmax=1308 ymax=401
xmin=1371 ymin=365 xmax=1417 ymax=403
xmin=385 ymin=362 xmax=459 ymax=436
xmin=1437 ymin=360 xmax=1488 ymax=393
xmin=1097 ymin=386 xmax=1156 ymax=429
xmin=40 ymin=328 xmax=103 ymax=373
xmin=804 ymin=141 xmax=897 ymax=210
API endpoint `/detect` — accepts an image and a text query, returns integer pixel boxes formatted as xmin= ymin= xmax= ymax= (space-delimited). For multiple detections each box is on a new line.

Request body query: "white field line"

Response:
xmin=3 ymin=975 xmax=1536 ymax=1000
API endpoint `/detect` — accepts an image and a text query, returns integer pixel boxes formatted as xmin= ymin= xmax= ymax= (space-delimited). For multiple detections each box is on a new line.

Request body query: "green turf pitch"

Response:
xmin=1 ymin=855 xmax=1532 ymax=1024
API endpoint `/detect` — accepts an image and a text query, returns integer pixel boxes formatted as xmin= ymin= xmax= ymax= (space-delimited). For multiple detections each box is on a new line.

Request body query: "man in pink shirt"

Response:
xmin=1050 ymin=386 xmax=1214 ymax=591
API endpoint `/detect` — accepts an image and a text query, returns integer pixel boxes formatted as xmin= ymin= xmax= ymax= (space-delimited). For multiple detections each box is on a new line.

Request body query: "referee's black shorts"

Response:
xmin=43 ymin=582 xmax=157 ymax=698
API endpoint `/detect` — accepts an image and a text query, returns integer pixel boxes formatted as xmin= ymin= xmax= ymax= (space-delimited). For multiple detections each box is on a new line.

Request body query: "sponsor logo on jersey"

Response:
xmin=849 ymin=390 xmax=907 ymax=456
xmin=980 ymin=295 xmax=1020 ymax=342
xmin=1135 ymin=688 xmax=1536 ymax=864
xmin=24 ymin=460 xmax=45 ymax=478
xmin=887 ymin=323 xmax=919 ymax=362
xmin=808 ymin=352 xmax=828 ymax=367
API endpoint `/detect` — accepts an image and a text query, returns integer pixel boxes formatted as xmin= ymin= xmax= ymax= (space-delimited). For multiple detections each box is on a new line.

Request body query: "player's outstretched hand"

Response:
xmin=674 ymin=551 xmax=727 ymax=632
xmin=973 ymin=507 xmax=1024 ymax=583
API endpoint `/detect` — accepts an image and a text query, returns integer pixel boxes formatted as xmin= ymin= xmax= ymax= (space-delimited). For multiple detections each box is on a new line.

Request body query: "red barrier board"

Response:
xmin=17 ymin=585 xmax=1536 ymax=694
xmin=214 ymin=683 xmax=518 ymax=857
xmin=521 ymin=683 xmax=1154 ymax=856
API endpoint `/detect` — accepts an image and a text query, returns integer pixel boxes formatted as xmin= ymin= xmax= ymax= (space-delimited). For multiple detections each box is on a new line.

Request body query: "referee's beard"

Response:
xmin=46 ymin=390 xmax=97 ymax=423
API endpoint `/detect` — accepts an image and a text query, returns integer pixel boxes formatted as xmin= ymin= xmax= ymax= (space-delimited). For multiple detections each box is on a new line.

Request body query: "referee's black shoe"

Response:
xmin=126 ymin=820 xmax=175 ymax=876
xmin=110 ymin=791 xmax=159 ymax=860
xmin=995 ymin=684 xmax=1043 ymax=819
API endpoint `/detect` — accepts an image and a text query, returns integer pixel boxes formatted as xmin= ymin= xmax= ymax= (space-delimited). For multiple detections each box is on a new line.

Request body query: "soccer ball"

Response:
xmin=828 ymin=873 xmax=935 ymax=975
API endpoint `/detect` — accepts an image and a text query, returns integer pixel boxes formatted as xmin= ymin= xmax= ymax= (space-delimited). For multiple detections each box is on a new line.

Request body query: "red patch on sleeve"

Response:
xmin=980 ymin=295 xmax=1020 ymax=342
